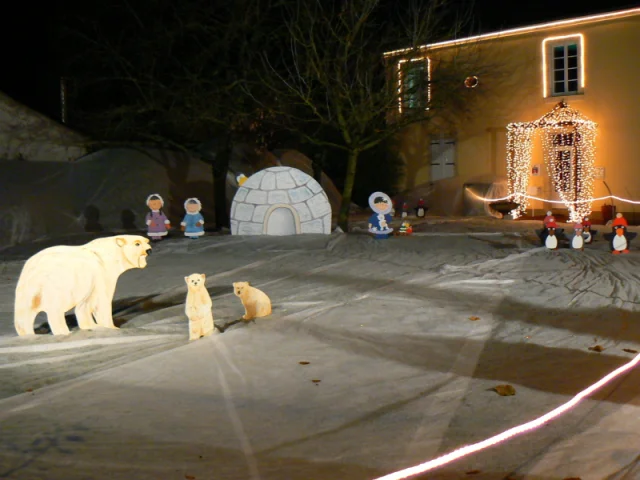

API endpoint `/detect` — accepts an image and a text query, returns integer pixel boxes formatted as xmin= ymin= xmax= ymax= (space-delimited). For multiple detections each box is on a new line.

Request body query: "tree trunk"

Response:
xmin=312 ymin=157 xmax=323 ymax=184
xmin=212 ymin=137 xmax=232 ymax=230
xmin=338 ymin=149 xmax=360 ymax=232
xmin=312 ymin=150 xmax=325 ymax=184
xmin=213 ymin=168 xmax=229 ymax=230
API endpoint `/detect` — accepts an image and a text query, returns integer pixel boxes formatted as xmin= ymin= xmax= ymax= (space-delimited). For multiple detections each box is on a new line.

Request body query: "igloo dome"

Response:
xmin=230 ymin=166 xmax=332 ymax=235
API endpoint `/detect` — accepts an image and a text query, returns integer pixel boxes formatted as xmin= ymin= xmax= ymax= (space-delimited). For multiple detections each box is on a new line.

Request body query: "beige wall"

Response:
xmin=396 ymin=13 xmax=640 ymax=219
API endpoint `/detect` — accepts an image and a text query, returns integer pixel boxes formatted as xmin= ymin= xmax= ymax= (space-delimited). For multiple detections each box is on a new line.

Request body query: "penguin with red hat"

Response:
xmin=581 ymin=216 xmax=598 ymax=244
xmin=401 ymin=202 xmax=409 ymax=219
xmin=544 ymin=220 xmax=560 ymax=250
xmin=414 ymin=198 xmax=428 ymax=218
xmin=538 ymin=213 xmax=565 ymax=245
xmin=571 ymin=223 xmax=585 ymax=251
xmin=604 ymin=213 xmax=636 ymax=254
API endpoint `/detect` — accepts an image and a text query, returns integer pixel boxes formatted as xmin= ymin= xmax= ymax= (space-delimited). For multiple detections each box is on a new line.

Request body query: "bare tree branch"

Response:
xmin=57 ymin=0 xmax=288 ymax=229
xmin=254 ymin=0 xmax=482 ymax=229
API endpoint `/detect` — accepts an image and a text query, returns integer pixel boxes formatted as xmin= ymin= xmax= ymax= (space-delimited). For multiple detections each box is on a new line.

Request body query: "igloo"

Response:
xmin=230 ymin=166 xmax=332 ymax=235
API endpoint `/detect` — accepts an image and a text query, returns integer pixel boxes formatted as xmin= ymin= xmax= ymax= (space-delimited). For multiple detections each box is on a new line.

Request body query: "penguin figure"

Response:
xmin=604 ymin=213 xmax=636 ymax=254
xmin=581 ymin=216 xmax=597 ymax=244
xmin=611 ymin=224 xmax=629 ymax=254
xmin=545 ymin=221 xmax=559 ymax=250
xmin=571 ymin=223 xmax=584 ymax=251
xmin=538 ymin=214 xmax=565 ymax=245
xmin=415 ymin=198 xmax=427 ymax=218
xmin=538 ymin=212 xmax=554 ymax=244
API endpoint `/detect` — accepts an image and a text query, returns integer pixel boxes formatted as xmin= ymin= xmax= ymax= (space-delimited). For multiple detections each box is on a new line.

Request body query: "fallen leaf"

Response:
xmin=465 ymin=470 xmax=481 ymax=475
xmin=469 ymin=316 xmax=480 ymax=321
xmin=493 ymin=384 xmax=516 ymax=396
xmin=312 ymin=379 xmax=321 ymax=383
xmin=562 ymin=477 xmax=582 ymax=480
xmin=623 ymin=348 xmax=639 ymax=354
xmin=299 ymin=361 xmax=310 ymax=365
xmin=588 ymin=345 xmax=604 ymax=352
xmin=185 ymin=475 xmax=196 ymax=480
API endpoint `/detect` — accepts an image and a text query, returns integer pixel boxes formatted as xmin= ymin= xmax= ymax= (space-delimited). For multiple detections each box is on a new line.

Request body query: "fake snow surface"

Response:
xmin=1 ymin=217 xmax=640 ymax=480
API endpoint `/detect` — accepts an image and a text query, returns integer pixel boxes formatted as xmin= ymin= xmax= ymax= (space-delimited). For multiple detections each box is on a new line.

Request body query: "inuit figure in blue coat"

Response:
xmin=368 ymin=191 xmax=394 ymax=239
xmin=181 ymin=198 xmax=205 ymax=239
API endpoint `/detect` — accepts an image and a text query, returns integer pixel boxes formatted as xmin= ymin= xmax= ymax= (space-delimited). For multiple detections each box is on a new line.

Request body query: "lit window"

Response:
xmin=553 ymin=44 xmax=579 ymax=94
xmin=542 ymin=34 xmax=584 ymax=98
xmin=397 ymin=57 xmax=430 ymax=113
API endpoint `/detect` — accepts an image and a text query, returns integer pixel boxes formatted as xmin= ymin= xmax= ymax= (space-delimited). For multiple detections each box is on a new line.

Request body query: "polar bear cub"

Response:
xmin=185 ymin=273 xmax=216 ymax=340
xmin=233 ymin=281 xmax=272 ymax=320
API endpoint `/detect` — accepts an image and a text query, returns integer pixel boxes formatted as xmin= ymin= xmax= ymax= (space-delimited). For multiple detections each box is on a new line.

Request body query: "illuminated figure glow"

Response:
xmin=373 ymin=352 xmax=640 ymax=480
xmin=506 ymin=102 xmax=597 ymax=222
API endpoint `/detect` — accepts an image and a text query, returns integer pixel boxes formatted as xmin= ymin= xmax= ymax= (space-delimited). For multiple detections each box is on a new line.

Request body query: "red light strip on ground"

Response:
xmin=373 ymin=352 xmax=640 ymax=480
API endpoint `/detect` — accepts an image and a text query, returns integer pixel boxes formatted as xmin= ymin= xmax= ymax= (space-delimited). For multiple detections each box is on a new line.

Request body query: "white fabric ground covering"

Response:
xmin=0 ymin=217 xmax=639 ymax=480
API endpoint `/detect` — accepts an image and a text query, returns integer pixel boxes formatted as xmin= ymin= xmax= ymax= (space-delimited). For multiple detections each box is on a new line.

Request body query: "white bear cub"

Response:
xmin=185 ymin=273 xmax=217 ymax=340
xmin=233 ymin=281 xmax=272 ymax=321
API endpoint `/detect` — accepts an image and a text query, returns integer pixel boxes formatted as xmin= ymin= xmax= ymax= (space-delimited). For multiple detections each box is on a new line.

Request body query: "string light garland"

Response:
xmin=541 ymin=34 xmax=585 ymax=98
xmin=397 ymin=57 xmax=431 ymax=114
xmin=466 ymin=189 xmax=640 ymax=206
xmin=506 ymin=123 xmax=535 ymax=217
xmin=506 ymin=101 xmax=597 ymax=222
xmin=373 ymin=352 xmax=640 ymax=480
xmin=382 ymin=8 xmax=640 ymax=58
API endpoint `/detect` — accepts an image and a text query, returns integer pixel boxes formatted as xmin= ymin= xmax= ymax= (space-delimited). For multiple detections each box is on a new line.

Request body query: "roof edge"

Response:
xmin=0 ymin=90 xmax=89 ymax=141
xmin=384 ymin=7 xmax=640 ymax=57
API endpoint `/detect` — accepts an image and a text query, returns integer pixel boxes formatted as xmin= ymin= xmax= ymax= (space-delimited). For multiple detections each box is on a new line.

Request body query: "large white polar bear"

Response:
xmin=14 ymin=235 xmax=152 ymax=336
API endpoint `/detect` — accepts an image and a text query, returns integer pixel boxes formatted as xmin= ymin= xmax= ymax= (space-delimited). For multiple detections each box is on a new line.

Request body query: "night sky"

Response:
xmin=2 ymin=0 xmax=638 ymax=122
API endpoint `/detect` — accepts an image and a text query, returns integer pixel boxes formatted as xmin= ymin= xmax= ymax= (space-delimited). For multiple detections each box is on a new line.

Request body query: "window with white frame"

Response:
xmin=542 ymin=34 xmax=584 ymax=97
xmin=397 ymin=57 xmax=430 ymax=112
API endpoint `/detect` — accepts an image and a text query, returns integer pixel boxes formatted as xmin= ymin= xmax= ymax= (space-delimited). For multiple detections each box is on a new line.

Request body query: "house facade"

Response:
xmin=386 ymin=7 xmax=640 ymax=221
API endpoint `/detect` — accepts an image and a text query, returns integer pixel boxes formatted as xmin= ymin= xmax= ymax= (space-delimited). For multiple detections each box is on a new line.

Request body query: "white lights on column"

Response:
xmin=506 ymin=101 xmax=597 ymax=221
